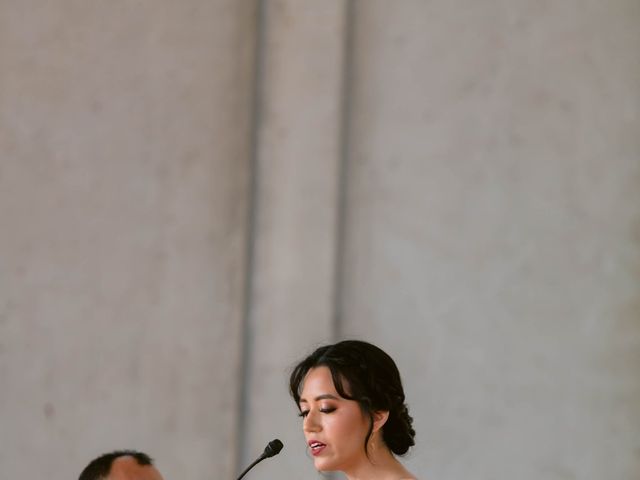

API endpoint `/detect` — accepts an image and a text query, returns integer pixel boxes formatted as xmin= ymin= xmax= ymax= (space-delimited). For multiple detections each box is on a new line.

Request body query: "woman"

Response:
xmin=290 ymin=340 xmax=417 ymax=479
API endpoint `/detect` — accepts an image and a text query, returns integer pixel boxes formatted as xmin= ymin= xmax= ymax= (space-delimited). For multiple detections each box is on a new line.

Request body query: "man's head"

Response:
xmin=79 ymin=450 xmax=164 ymax=480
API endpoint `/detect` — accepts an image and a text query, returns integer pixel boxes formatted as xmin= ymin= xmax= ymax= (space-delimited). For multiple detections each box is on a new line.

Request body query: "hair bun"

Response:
xmin=383 ymin=403 xmax=415 ymax=455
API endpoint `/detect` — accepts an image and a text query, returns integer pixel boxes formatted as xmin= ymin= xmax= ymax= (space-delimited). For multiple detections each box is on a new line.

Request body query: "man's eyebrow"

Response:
xmin=299 ymin=394 xmax=340 ymax=404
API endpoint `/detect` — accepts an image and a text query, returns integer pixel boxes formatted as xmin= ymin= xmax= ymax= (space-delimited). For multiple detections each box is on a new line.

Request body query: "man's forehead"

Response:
xmin=108 ymin=456 xmax=164 ymax=480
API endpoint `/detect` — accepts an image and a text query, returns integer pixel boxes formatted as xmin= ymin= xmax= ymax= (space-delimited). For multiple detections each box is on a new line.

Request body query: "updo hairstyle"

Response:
xmin=289 ymin=340 xmax=415 ymax=455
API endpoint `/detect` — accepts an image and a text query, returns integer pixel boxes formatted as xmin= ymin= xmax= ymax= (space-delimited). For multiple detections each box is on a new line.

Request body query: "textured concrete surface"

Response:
xmin=341 ymin=1 xmax=640 ymax=479
xmin=0 ymin=1 xmax=638 ymax=480
xmin=0 ymin=1 xmax=255 ymax=479
xmin=240 ymin=0 xmax=348 ymax=476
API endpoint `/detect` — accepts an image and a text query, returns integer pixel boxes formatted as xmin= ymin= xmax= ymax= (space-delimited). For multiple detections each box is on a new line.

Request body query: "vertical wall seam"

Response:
xmin=332 ymin=0 xmax=356 ymax=342
xmin=235 ymin=0 xmax=267 ymax=474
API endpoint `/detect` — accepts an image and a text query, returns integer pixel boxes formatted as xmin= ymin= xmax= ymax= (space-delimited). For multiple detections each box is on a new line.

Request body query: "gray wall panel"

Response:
xmin=341 ymin=1 xmax=640 ymax=479
xmin=0 ymin=1 xmax=256 ymax=479
xmin=241 ymin=1 xmax=348 ymax=478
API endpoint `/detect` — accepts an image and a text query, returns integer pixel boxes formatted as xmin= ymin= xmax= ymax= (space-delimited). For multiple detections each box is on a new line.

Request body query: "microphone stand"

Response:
xmin=236 ymin=439 xmax=284 ymax=480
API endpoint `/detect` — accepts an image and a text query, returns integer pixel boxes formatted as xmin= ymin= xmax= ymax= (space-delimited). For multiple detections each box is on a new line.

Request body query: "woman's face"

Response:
xmin=298 ymin=366 xmax=371 ymax=473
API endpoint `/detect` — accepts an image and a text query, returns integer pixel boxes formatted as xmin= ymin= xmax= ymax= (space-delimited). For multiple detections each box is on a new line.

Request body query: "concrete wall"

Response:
xmin=341 ymin=3 xmax=640 ymax=479
xmin=239 ymin=2 xmax=347 ymax=478
xmin=1 ymin=1 xmax=638 ymax=480
xmin=0 ymin=2 xmax=256 ymax=479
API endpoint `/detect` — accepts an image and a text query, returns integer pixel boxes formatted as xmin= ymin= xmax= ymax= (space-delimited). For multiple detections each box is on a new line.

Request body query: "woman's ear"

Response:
xmin=372 ymin=410 xmax=390 ymax=433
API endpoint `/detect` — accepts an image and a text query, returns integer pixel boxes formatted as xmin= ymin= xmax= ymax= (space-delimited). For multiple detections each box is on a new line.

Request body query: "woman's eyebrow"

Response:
xmin=299 ymin=393 xmax=340 ymax=404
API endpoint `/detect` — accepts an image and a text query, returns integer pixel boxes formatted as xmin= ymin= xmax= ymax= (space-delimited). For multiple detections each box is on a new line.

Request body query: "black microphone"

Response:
xmin=236 ymin=439 xmax=284 ymax=480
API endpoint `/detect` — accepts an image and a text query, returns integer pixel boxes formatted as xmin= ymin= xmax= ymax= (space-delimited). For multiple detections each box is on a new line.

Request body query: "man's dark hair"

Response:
xmin=78 ymin=450 xmax=154 ymax=480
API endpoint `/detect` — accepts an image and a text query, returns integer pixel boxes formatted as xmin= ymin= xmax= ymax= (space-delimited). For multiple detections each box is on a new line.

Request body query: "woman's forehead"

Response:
xmin=301 ymin=366 xmax=352 ymax=398
xmin=301 ymin=366 xmax=335 ymax=391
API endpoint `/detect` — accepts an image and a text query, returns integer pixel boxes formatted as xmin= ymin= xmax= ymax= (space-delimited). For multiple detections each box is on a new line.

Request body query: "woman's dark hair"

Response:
xmin=289 ymin=340 xmax=415 ymax=456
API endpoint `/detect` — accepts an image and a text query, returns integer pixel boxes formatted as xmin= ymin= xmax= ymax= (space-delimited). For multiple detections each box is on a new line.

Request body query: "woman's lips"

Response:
xmin=308 ymin=441 xmax=327 ymax=456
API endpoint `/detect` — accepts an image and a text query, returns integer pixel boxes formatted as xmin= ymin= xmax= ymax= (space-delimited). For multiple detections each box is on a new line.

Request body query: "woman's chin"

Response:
xmin=313 ymin=458 xmax=337 ymax=472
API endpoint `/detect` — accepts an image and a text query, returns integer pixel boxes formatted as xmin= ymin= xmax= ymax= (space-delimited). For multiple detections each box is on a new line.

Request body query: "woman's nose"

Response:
xmin=303 ymin=410 xmax=321 ymax=432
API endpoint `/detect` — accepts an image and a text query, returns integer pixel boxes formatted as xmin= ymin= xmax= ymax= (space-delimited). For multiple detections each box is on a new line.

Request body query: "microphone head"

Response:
xmin=263 ymin=439 xmax=284 ymax=458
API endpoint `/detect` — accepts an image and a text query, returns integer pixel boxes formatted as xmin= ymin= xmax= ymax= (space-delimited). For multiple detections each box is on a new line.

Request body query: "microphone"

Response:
xmin=236 ymin=439 xmax=284 ymax=480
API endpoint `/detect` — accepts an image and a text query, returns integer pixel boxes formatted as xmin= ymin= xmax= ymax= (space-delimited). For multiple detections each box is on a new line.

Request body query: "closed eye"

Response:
xmin=298 ymin=407 xmax=336 ymax=418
